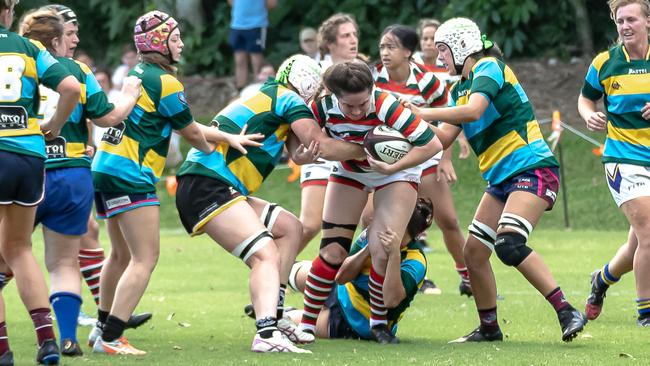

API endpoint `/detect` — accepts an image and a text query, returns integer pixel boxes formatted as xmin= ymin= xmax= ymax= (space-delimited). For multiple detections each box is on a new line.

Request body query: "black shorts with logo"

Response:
xmin=175 ymin=174 xmax=245 ymax=236
xmin=0 ymin=150 xmax=44 ymax=206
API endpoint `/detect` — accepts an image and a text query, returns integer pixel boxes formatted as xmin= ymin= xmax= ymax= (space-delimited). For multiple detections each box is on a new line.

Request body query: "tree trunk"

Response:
xmin=571 ymin=0 xmax=594 ymax=56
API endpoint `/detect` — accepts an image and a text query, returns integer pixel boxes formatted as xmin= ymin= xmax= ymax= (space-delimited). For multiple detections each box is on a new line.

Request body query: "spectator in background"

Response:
xmin=228 ymin=0 xmax=277 ymax=90
xmin=74 ymin=49 xmax=95 ymax=71
xmin=92 ymin=68 xmax=121 ymax=148
xmin=239 ymin=63 xmax=276 ymax=100
xmin=111 ymin=44 xmax=137 ymax=91
xmin=299 ymin=27 xmax=321 ymax=62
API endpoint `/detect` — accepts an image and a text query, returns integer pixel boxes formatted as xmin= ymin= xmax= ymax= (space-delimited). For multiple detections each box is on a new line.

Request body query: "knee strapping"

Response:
xmin=494 ymin=231 xmax=532 ymax=267
xmin=322 ymin=221 xmax=357 ymax=231
xmin=320 ymin=236 xmax=353 ymax=252
xmin=259 ymin=203 xmax=284 ymax=231
xmin=468 ymin=219 xmax=497 ymax=250
xmin=498 ymin=213 xmax=533 ymax=240
xmin=231 ymin=229 xmax=274 ymax=263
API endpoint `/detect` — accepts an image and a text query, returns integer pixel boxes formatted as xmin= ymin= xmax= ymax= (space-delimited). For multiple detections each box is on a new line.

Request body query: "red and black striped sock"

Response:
xmin=299 ymin=255 xmax=339 ymax=333
xmin=79 ymin=248 xmax=105 ymax=305
xmin=29 ymin=308 xmax=55 ymax=346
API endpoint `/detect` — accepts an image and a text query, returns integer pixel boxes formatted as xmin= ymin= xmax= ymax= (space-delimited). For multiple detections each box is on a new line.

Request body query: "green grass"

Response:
xmin=5 ymin=229 xmax=646 ymax=365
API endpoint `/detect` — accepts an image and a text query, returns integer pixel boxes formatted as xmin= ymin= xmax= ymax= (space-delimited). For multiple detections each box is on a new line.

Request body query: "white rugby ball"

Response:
xmin=363 ymin=125 xmax=412 ymax=164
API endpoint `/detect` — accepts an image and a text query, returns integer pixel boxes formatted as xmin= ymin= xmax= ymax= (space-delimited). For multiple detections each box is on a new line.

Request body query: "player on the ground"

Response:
xmin=175 ymin=54 xmax=365 ymax=353
xmin=287 ymin=198 xmax=432 ymax=342
xmin=578 ymin=0 xmax=650 ymax=327
xmin=19 ymin=7 xmax=140 ymax=357
xmin=406 ymin=18 xmax=587 ymax=343
xmin=0 ymin=1 xmax=81 ymax=364
xmin=373 ymin=24 xmax=471 ymax=297
xmin=298 ymin=60 xmax=442 ymax=344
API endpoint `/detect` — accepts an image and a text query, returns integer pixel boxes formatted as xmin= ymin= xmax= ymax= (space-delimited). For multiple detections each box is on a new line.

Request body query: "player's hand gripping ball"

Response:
xmin=363 ymin=125 xmax=412 ymax=164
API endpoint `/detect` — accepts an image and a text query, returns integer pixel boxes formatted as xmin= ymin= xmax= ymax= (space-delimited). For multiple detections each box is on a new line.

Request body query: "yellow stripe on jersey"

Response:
xmin=79 ymin=83 xmax=87 ymax=104
xmin=503 ymin=65 xmax=519 ymax=86
xmin=608 ymin=121 xmax=650 ymax=146
xmin=160 ymin=74 xmax=184 ymax=98
xmin=99 ymin=135 xmax=139 ymax=164
xmin=404 ymin=249 xmax=425 ymax=264
xmin=527 ymin=121 xmax=544 ymax=141
xmin=143 ymin=148 xmax=166 ymax=179
xmin=477 ymin=120 xmax=541 ymax=172
xmin=345 ymin=283 xmax=372 ymax=319
xmin=242 ymin=92 xmax=272 ymax=114
xmin=137 ymin=87 xmax=156 ymax=113
xmin=602 ymin=73 xmax=650 ymax=96
xmin=227 ymin=156 xmax=264 ymax=194
xmin=592 ymin=51 xmax=611 ymax=72
xmin=0 ymin=118 xmax=41 ymax=137
xmin=457 ymin=92 xmax=469 ymax=106
xmin=75 ymin=60 xmax=92 ymax=74
xmin=66 ymin=142 xmax=87 ymax=158
xmin=275 ymin=124 xmax=290 ymax=141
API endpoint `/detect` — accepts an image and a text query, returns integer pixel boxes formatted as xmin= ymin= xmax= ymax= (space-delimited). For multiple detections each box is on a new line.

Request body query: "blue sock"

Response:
xmin=49 ymin=292 xmax=82 ymax=343
xmin=597 ymin=263 xmax=620 ymax=287
xmin=637 ymin=298 xmax=650 ymax=318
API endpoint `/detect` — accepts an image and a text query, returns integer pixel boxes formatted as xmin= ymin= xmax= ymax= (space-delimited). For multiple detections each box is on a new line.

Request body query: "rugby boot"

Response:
xmin=0 ymin=351 xmax=13 ymax=366
xmin=93 ymin=337 xmax=146 ymax=356
xmin=125 ymin=313 xmax=152 ymax=329
xmin=419 ymin=279 xmax=442 ymax=295
xmin=60 ymin=338 xmax=83 ymax=357
xmin=449 ymin=326 xmax=503 ymax=343
xmin=585 ymin=270 xmax=609 ymax=321
xmin=277 ymin=317 xmax=315 ymax=344
xmin=459 ymin=280 xmax=473 ymax=297
xmin=370 ymin=324 xmax=399 ymax=345
xmin=637 ymin=315 xmax=650 ymax=327
xmin=36 ymin=339 xmax=60 ymax=365
xmin=251 ymin=330 xmax=312 ymax=353
xmin=558 ymin=306 xmax=587 ymax=342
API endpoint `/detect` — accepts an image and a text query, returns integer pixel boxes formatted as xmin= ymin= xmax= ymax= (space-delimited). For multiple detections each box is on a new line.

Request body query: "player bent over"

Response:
xmin=175 ymin=55 xmax=365 ymax=353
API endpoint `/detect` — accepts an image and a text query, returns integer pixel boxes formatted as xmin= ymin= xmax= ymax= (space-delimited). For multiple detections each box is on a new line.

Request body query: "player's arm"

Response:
xmin=177 ymin=122 xmax=214 ymax=154
xmin=430 ymin=123 xmax=462 ymax=150
xmin=578 ymin=94 xmax=607 ymax=131
xmin=93 ymin=76 xmax=141 ymax=127
xmin=286 ymin=132 xmax=320 ymax=165
xmin=377 ymin=228 xmax=406 ymax=308
xmin=336 ymin=245 xmax=370 ymax=284
xmin=409 ymin=93 xmax=489 ymax=125
xmin=196 ymin=123 xmax=264 ymax=154
xmin=290 ymin=118 xmax=365 ymax=161
xmin=42 ymin=76 xmax=81 ymax=138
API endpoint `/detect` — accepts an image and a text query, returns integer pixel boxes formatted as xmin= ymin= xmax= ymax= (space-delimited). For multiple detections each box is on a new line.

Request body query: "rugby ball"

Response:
xmin=363 ymin=125 xmax=412 ymax=164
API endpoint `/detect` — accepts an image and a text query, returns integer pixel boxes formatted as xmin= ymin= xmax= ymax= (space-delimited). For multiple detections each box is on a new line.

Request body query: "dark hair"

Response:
xmin=322 ymin=60 xmax=374 ymax=96
xmin=471 ymin=41 xmax=504 ymax=61
xmin=141 ymin=52 xmax=176 ymax=74
xmin=406 ymin=198 xmax=434 ymax=239
xmin=318 ymin=13 xmax=359 ymax=55
xmin=380 ymin=24 xmax=419 ymax=57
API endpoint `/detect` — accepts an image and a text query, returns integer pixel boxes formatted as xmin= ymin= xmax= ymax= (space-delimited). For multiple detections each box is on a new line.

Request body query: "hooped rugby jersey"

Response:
xmin=336 ymin=229 xmax=426 ymax=339
xmin=39 ymin=57 xmax=113 ymax=169
xmin=412 ymin=51 xmax=461 ymax=87
xmin=92 ymin=62 xmax=192 ymax=193
xmin=0 ymin=25 xmax=70 ymax=158
xmin=177 ymin=79 xmax=314 ymax=195
xmin=450 ymin=57 xmax=558 ymax=185
xmin=373 ymin=61 xmax=447 ymax=108
xmin=310 ymin=89 xmax=434 ymax=172
xmin=581 ymin=44 xmax=650 ymax=166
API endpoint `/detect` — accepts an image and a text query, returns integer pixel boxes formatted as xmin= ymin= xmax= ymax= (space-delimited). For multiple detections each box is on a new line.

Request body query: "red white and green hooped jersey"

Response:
xmin=373 ymin=61 xmax=447 ymax=108
xmin=39 ymin=57 xmax=114 ymax=169
xmin=310 ymin=89 xmax=434 ymax=172
xmin=0 ymin=25 xmax=70 ymax=158
xmin=92 ymin=62 xmax=193 ymax=194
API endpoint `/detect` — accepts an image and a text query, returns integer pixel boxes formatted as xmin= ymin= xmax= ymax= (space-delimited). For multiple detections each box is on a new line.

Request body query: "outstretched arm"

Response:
xmin=291 ymin=118 xmax=365 ymax=161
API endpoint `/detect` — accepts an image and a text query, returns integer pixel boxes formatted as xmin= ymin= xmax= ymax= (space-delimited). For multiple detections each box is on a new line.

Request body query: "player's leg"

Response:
xmin=586 ymin=226 xmax=636 ymax=320
xmin=299 ymin=176 xmax=368 ymax=334
xmin=0 ymin=259 xmax=12 ymax=364
xmin=249 ymin=27 xmax=267 ymax=77
xmin=79 ymin=215 xmax=103 ymax=307
xmin=451 ymin=193 xmax=502 ymax=343
xmin=298 ymin=164 xmax=328 ymax=251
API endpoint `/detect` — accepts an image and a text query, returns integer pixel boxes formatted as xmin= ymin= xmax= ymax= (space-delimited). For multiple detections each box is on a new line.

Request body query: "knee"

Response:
xmin=494 ymin=231 xmax=532 ymax=267
xmin=319 ymin=244 xmax=348 ymax=265
xmin=302 ymin=222 xmax=320 ymax=243
xmin=248 ymin=243 xmax=280 ymax=269
xmin=465 ymin=219 xmax=496 ymax=268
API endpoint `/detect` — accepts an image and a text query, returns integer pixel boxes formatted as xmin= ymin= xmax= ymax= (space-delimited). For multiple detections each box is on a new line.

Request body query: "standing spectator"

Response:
xmin=239 ymin=63 xmax=276 ymax=100
xmin=299 ymin=27 xmax=320 ymax=62
xmin=228 ymin=0 xmax=277 ymax=90
xmin=111 ymin=44 xmax=138 ymax=91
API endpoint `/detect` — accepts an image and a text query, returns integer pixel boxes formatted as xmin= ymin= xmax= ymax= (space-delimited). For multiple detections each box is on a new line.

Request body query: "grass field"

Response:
xmin=5 ymin=125 xmax=645 ymax=365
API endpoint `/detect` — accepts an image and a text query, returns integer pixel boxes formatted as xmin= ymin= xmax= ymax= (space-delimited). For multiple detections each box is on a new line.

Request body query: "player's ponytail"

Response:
xmin=18 ymin=9 xmax=64 ymax=55
xmin=140 ymin=52 xmax=177 ymax=75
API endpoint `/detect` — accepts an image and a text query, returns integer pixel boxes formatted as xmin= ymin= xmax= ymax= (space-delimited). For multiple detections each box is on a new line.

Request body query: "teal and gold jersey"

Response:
xmin=337 ymin=229 xmax=427 ymax=339
xmin=581 ymin=45 xmax=650 ymax=166
xmin=0 ymin=25 xmax=70 ymax=158
xmin=92 ymin=62 xmax=192 ymax=193
xmin=39 ymin=57 xmax=113 ymax=169
xmin=450 ymin=57 xmax=558 ymax=185
xmin=177 ymin=80 xmax=313 ymax=195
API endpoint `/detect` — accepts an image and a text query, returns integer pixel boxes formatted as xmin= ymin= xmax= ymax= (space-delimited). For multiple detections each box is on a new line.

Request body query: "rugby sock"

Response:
xmin=97 ymin=309 xmax=109 ymax=328
xmin=636 ymin=298 xmax=650 ymax=319
xmin=0 ymin=322 xmax=9 ymax=356
xmin=456 ymin=263 xmax=470 ymax=284
xmin=597 ymin=263 xmax=619 ymax=287
xmin=478 ymin=307 xmax=499 ymax=330
xmin=545 ymin=287 xmax=570 ymax=312
xmin=300 ymin=255 xmax=339 ymax=332
xmin=256 ymin=316 xmax=278 ymax=339
xmin=29 ymin=308 xmax=56 ymax=346
xmin=277 ymin=284 xmax=287 ymax=319
xmin=49 ymin=292 xmax=82 ymax=342
xmin=101 ymin=315 xmax=126 ymax=342
xmin=368 ymin=267 xmax=388 ymax=328
xmin=79 ymin=248 xmax=105 ymax=305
